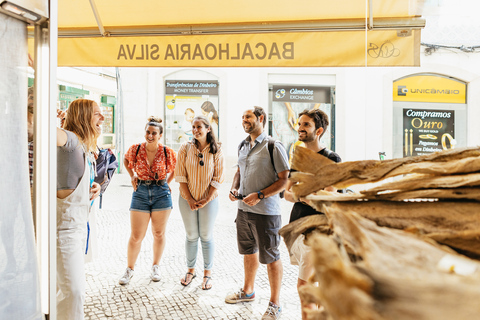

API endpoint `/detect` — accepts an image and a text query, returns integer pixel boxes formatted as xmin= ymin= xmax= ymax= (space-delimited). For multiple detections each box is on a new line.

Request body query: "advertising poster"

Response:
xmin=403 ymin=108 xmax=455 ymax=157
xmin=271 ymin=85 xmax=332 ymax=160
xmin=164 ymin=80 xmax=219 ymax=151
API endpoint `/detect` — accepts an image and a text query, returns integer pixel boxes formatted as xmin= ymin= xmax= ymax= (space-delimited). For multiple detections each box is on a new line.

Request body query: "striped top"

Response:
xmin=175 ymin=141 xmax=225 ymax=202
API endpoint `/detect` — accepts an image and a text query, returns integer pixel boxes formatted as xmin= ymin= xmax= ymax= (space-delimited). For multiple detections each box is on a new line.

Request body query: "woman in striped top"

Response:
xmin=175 ymin=115 xmax=224 ymax=290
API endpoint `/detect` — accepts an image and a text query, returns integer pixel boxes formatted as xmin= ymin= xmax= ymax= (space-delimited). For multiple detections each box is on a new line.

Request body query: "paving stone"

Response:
xmin=84 ymin=173 xmax=302 ymax=319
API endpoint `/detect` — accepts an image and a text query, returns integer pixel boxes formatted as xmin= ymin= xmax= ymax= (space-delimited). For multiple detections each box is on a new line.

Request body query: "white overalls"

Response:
xmin=56 ymin=151 xmax=92 ymax=320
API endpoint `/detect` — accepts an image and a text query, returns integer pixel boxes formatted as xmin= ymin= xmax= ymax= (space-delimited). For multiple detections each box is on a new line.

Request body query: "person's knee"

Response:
xmin=152 ymin=229 xmax=166 ymax=241
xmin=129 ymin=232 xmax=145 ymax=244
xmin=186 ymin=233 xmax=199 ymax=242
xmin=267 ymin=258 xmax=282 ymax=269
xmin=199 ymin=231 xmax=213 ymax=243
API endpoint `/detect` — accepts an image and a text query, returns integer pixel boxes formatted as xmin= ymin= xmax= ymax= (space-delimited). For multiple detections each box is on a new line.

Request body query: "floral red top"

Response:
xmin=125 ymin=143 xmax=177 ymax=181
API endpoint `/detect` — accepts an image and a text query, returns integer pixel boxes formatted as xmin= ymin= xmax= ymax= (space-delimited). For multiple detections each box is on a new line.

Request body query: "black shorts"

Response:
xmin=235 ymin=209 xmax=281 ymax=264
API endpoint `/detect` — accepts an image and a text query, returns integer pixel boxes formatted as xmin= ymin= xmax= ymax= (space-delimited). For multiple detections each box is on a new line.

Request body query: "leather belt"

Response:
xmin=138 ymin=179 xmax=166 ymax=186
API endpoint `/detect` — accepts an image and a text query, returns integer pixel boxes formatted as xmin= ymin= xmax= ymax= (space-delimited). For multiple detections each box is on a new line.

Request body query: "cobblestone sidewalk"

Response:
xmin=84 ymin=174 xmax=301 ymax=319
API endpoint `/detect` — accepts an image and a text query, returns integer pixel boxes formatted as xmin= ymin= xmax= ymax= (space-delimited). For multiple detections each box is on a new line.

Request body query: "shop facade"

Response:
xmin=117 ymin=57 xmax=480 ymax=177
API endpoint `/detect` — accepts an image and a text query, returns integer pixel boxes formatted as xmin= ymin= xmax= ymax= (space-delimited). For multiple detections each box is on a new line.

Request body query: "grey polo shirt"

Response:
xmin=237 ymin=132 xmax=290 ymax=215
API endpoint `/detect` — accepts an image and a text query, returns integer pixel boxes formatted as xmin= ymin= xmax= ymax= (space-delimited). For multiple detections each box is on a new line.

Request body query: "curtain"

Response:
xmin=0 ymin=13 xmax=42 ymax=320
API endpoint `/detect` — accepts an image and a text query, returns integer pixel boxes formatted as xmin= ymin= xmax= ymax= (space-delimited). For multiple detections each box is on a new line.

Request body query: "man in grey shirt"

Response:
xmin=225 ymin=106 xmax=289 ymax=320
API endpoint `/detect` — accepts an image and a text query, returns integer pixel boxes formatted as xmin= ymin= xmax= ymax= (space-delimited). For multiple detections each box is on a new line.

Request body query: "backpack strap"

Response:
xmin=237 ymin=140 xmax=247 ymax=156
xmin=133 ymin=143 xmax=141 ymax=168
xmin=266 ymin=137 xmax=285 ymax=198
xmin=164 ymin=146 xmax=168 ymax=172
xmin=266 ymin=137 xmax=277 ymax=174
xmin=135 ymin=143 xmax=141 ymax=157
xmin=238 ymin=137 xmax=278 ymax=173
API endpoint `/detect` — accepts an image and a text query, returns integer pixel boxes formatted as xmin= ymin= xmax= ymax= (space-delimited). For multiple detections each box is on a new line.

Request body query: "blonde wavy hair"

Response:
xmin=63 ymin=99 xmax=99 ymax=153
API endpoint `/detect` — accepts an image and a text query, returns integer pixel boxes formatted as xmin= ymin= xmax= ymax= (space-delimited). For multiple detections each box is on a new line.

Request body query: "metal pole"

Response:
xmin=34 ymin=0 xmax=58 ymax=318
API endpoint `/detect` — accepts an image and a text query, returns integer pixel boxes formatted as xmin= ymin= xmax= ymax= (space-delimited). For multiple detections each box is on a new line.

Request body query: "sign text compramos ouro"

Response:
xmin=405 ymin=109 xmax=452 ymax=119
xmin=117 ymin=42 xmax=295 ymax=61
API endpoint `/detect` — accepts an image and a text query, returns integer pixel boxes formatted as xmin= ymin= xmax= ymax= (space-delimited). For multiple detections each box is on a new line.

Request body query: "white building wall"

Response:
xmin=115 ymin=49 xmax=480 ymax=171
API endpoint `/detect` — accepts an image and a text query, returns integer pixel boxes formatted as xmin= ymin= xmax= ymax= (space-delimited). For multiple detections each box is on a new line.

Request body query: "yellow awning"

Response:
xmin=49 ymin=0 xmax=425 ymax=67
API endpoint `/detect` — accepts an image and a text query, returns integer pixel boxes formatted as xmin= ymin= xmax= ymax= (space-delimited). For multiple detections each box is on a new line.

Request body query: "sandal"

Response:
xmin=202 ymin=276 xmax=212 ymax=290
xmin=181 ymin=272 xmax=196 ymax=286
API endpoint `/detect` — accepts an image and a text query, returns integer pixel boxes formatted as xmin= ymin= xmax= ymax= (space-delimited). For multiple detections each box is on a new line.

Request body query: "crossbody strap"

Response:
xmin=164 ymin=146 xmax=168 ymax=172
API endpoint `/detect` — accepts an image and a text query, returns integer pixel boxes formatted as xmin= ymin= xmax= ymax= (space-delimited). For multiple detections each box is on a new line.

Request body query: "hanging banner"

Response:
xmin=403 ymin=108 xmax=455 ymax=157
xmin=55 ymin=30 xmax=420 ymax=67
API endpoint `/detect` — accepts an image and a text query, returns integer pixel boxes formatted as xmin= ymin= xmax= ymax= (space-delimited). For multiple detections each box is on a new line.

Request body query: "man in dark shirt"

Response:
xmin=284 ymin=108 xmax=341 ymax=320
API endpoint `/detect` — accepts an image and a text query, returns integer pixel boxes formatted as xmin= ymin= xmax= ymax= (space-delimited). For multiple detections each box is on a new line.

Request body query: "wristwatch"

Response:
xmin=257 ymin=191 xmax=265 ymax=200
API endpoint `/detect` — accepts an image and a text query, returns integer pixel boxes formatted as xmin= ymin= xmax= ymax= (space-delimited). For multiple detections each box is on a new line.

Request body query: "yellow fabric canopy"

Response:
xmin=59 ymin=0 xmax=420 ymax=29
xmin=50 ymin=0 xmax=425 ymax=67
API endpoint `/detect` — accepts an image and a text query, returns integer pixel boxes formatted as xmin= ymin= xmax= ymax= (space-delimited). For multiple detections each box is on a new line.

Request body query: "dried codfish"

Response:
xmin=300 ymin=208 xmax=480 ymax=320
xmin=362 ymin=172 xmax=480 ymax=195
xmin=428 ymin=231 xmax=480 ymax=260
xmin=367 ymin=187 xmax=480 ymax=201
xmin=278 ymin=214 xmax=330 ymax=251
xmin=304 ymin=188 xmax=480 ymax=202
xmin=303 ymin=201 xmax=480 ymax=260
xmin=290 ymin=146 xmax=480 ymax=196
xmin=313 ymin=201 xmax=480 ymax=234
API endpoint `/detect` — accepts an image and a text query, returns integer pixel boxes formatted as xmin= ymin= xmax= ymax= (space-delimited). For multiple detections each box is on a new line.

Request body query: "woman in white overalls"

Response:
xmin=56 ymin=99 xmax=103 ymax=319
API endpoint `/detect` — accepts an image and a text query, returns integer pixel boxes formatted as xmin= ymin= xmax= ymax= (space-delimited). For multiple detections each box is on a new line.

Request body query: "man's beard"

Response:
xmin=298 ymin=131 xmax=315 ymax=143
xmin=243 ymin=123 xmax=255 ymax=133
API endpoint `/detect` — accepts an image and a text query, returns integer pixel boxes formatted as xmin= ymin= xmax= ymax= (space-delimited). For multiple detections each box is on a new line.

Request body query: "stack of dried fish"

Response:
xmin=289 ymin=146 xmax=480 ymax=259
xmin=280 ymin=146 xmax=480 ymax=319
xmin=291 ymin=208 xmax=480 ymax=320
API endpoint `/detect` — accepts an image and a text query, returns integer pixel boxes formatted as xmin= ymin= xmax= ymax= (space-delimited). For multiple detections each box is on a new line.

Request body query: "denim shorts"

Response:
xmin=235 ymin=209 xmax=281 ymax=264
xmin=129 ymin=183 xmax=173 ymax=213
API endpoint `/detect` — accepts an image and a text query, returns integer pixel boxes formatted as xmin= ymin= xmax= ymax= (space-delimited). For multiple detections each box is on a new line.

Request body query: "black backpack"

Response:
xmin=238 ymin=137 xmax=285 ymax=198
xmin=94 ymin=147 xmax=119 ymax=208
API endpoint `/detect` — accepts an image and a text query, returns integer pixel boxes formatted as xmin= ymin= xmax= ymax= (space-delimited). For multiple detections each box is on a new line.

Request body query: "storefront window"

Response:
xmin=392 ymin=73 xmax=467 ymax=158
xmin=100 ymin=95 xmax=116 ymax=148
xmin=269 ymin=85 xmax=334 ymax=160
xmin=164 ymin=80 xmax=219 ymax=151
xmin=58 ymin=85 xmax=89 ymax=111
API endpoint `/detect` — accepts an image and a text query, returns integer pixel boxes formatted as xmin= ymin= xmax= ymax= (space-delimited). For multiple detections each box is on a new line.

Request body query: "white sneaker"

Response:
xmin=119 ymin=267 xmax=134 ymax=285
xmin=151 ymin=265 xmax=161 ymax=282
xmin=261 ymin=301 xmax=282 ymax=320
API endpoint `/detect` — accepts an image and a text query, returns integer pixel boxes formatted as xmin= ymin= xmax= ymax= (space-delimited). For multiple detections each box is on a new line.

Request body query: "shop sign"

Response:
xmin=403 ymin=108 xmax=455 ymax=157
xmin=165 ymin=80 xmax=219 ymax=95
xmin=272 ymin=85 xmax=330 ymax=103
xmin=393 ymin=74 xmax=466 ymax=104
xmin=59 ymin=92 xmax=82 ymax=101
xmin=53 ymin=30 xmax=420 ymax=67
